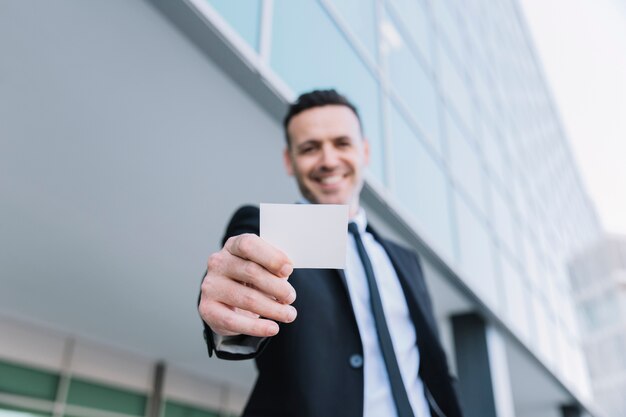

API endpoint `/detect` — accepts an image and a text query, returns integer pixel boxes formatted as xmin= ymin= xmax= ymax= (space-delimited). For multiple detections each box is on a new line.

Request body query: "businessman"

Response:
xmin=198 ymin=89 xmax=463 ymax=417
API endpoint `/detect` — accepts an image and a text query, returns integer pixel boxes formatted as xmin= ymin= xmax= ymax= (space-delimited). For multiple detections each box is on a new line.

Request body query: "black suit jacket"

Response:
xmin=201 ymin=205 xmax=463 ymax=417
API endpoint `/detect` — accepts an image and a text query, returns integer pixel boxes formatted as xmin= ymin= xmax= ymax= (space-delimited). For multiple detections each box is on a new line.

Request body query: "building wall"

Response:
xmin=0 ymin=0 xmax=297 ymax=414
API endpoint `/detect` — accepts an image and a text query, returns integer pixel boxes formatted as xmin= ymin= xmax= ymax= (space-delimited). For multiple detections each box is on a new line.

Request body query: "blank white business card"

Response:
xmin=260 ymin=203 xmax=349 ymax=269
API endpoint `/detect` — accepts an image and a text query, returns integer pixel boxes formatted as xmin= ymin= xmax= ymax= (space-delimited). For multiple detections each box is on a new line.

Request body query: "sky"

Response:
xmin=519 ymin=0 xmax=626 ymax=236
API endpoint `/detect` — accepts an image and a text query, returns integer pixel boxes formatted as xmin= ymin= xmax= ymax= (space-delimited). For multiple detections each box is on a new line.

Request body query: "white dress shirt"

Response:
xmin=346 ymin=209 xmax=431 ymax=417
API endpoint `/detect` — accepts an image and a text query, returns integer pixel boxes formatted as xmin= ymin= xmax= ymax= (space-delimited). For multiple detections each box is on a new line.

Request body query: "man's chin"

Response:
xmin=309 ymin=194 xmax=349 ymax=206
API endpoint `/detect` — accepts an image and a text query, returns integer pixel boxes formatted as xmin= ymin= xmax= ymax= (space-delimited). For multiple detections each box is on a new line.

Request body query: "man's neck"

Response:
xmin=297 ymin=197 xmax=362 ymax=220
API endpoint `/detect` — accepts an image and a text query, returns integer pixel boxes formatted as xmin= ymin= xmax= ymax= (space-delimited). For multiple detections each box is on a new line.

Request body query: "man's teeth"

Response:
xmin=319 ymin=175 xmax=342 ymax=185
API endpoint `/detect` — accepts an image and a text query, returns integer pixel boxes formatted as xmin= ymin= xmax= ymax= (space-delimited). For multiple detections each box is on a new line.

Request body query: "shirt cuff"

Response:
xmin=213 ymin=332 xmax=267 ymax=355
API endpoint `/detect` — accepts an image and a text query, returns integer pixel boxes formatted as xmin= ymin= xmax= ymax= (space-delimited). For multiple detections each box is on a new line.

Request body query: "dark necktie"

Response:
xmin=348 ymin=222 xmax=415 ymax=417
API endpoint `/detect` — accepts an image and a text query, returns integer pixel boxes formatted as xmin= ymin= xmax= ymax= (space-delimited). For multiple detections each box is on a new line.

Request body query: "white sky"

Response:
xmin=519 ymin=0 xmax=626 ymax=235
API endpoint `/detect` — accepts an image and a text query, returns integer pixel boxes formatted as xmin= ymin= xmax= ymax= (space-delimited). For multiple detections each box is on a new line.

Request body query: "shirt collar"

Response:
xmin=351 ymin=207 xmax=368 ymax=234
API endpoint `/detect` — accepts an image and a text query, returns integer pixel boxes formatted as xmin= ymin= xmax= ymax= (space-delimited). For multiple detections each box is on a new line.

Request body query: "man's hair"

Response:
xmin=282 ymin=89 xmax=363 ymax=146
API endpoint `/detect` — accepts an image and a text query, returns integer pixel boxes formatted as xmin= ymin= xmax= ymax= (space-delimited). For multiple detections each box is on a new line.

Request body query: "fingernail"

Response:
xmin=280 ymin=264 xmax=293 ymax=277
xmin=267 ymin=323 xmax=279 ymax=336
xmin=287 ymin=306 xmax=297 ymax=322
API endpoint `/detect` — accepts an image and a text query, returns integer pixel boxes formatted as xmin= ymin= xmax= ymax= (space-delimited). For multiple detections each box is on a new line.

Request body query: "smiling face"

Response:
xmin=283 ymin=105 xmax=370 ymax=217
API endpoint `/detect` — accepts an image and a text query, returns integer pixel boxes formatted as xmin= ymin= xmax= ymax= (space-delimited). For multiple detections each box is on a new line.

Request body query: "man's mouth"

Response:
xmin=318 ymin=175 xmax=344 ymax=185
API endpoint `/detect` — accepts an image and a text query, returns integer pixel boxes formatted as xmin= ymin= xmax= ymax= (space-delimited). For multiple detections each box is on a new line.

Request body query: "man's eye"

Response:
xmin=299 ymin=147 xmax=315 ymax=154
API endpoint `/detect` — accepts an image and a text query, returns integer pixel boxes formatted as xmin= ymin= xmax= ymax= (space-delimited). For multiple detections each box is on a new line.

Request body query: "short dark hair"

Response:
xmin=283 ymin=89 xmax=362 ymax=146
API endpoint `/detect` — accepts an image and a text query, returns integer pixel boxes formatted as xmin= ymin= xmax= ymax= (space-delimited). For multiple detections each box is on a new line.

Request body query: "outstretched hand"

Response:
xmin=199 ymin=233 xmax=297 ymax=338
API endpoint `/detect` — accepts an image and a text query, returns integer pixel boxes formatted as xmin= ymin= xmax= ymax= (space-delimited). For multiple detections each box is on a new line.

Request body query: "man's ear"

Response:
xmin=283 ymin=147 xmax=294 ymax=176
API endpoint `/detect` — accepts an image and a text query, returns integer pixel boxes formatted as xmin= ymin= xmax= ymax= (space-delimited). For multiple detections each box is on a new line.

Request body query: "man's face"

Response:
xmin=283 ymin=105 xmax=370 ymax=216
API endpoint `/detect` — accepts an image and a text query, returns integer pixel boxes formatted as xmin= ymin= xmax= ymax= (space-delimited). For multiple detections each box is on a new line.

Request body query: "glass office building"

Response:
xmin=569 ymin=236 xmax=626 ymax=417
xmin=0 ymin=1 xmax=602 ymax=416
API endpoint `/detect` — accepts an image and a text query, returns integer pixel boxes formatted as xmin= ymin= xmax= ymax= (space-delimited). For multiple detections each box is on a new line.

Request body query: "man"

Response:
xmin=199 ymin=89 xmax=463 ymax=417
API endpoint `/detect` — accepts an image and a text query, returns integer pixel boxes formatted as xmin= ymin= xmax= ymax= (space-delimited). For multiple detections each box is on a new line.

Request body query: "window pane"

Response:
xmin=66 ymin=378 xmax=146 ymax=416
xmin=0 ymin=360 xmax=59 ymax=401
xmin=521 ymin=230 xmax=541 ymax=290
xmin=454 ymin=193 xmax=498 ymax=309
xmin=327 ymin=0 xmax=377 ymax=61
xmin=386 ymin=0 xmax=433 ymax=66
xmin=206 ymin=0 xmax=261 ymax=51
xmin=480 ymin=122 xmax=506 ymax=185
xmin=271 ymin=0 xmax=384 ymax=183
xmin=382 ymin=10 xmax=440 ymax=153
xmin=163 ymin=401 xmax=219 ymax=417
xmin=389 ymin=101 xmax=454 ymax=261
xmin=501 ymin=254 xmax=532 ymax=342
xmin=438 ymin=43 xmax=474 ymax=135
xmin=490 ymin=183 xmax=518 ymax=257
xmin=532 ymin=295 xmax=553 ymax=362
xmin=446 ymin=111 xmax=486 ymax=215
xmin=431 ymin=1 xmax=464 ymax=62
xmin=0 ymin=405 xmax=51 ymax=417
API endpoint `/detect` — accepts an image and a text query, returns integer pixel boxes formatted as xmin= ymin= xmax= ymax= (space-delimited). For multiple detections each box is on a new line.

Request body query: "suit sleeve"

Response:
xmin=199 ymin=205 xmax=272 ymax=360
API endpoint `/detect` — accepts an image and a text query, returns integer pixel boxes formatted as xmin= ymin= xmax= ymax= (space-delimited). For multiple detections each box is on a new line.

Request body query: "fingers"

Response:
xmin=204 ymin=274 xmax=297 ymax=325
xmin=200 ymin=234 xmax=297 ymax=338
xmin=225 ymin=234 xmax=293 ymax=278
xmin=201 ymin=300 xmax=280 ymax=338
xmin=225 ymin=255 xmax=297 ymax=304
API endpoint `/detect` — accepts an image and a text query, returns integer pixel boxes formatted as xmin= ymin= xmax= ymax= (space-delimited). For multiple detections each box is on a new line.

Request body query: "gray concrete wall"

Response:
xmin=0 ymin=0 xmax=297 ymax=389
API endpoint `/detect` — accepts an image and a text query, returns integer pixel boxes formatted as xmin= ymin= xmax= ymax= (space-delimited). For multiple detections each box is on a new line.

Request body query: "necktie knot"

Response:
xmin=347 ymin=221 xmax=359 ymax=236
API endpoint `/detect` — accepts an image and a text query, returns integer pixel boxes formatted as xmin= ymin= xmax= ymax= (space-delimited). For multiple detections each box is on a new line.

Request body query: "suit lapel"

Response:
xmin=336 ymin=268 xmax=349 ymax=293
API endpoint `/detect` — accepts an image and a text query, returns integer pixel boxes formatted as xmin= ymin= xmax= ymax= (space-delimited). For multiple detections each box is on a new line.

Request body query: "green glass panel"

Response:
xmin=0 ymin=360 xmax=59 ymax=400
xmin=66 ymin=378 xmax=146 ymax=416
xmin=163 ymin=401 xmax=219 ymax=417
xmin=0 ymin=403 xmax=52 ymax=417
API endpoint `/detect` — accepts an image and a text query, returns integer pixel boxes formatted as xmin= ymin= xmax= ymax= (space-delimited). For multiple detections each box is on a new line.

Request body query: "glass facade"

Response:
xmin=569 ymin=237 xmax=626 ymax=417
xmin=199 ymin=0 xmax=601 ymax=403
xmin=206 ymin=0 xmax=262 ymax=51
xmin=0 ymin=359 xmax=228 ymax=417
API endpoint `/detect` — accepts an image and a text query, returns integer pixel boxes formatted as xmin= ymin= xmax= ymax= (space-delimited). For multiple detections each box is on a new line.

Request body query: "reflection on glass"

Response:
xmin=385 ymin=0 xmax=433 ymax=66
xmin=389 ymin=101 xmax=454 ymax=261
xmin=381 ymin=11 xmax=440 ymax=153
xmin=327 ymin=0 xmax=377 ymax=61
xmin=271 ymin=0 xmax=384 ymax=183
xmin=206 ymin=0 xmax=262 ymax=51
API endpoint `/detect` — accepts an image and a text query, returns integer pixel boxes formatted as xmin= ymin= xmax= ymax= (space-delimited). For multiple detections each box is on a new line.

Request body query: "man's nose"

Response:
xmin=320 ymin=145 xmax=340 ymax=168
